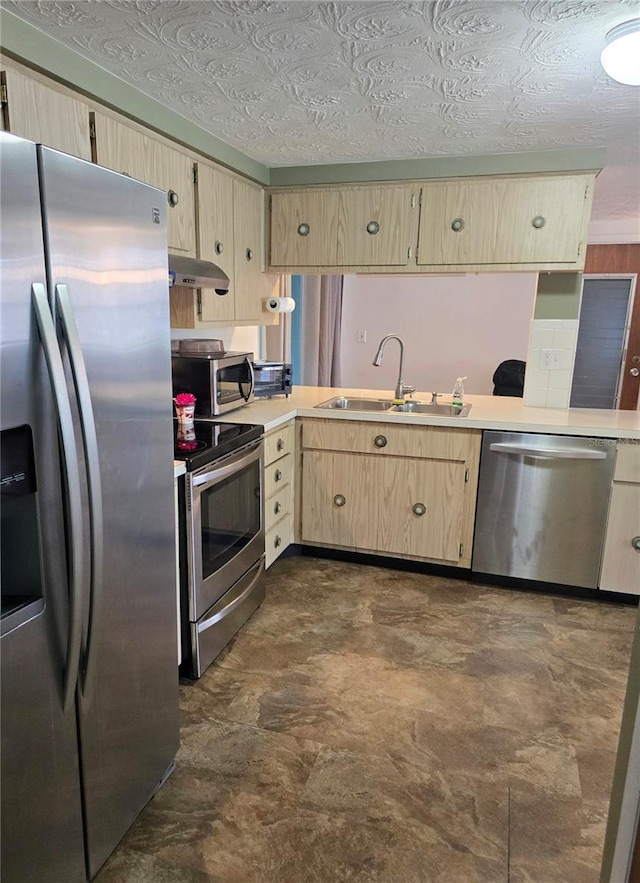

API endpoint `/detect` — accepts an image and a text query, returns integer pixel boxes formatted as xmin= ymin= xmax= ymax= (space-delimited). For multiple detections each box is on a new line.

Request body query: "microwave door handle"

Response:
xmin=31 ymin=283 xmax=84 ymax=712
xmin=55 ymin=284 xmax=104 ymax=701
xmin=192 ymin=442 xmax=262 ymax=490
xmin=246 ymin=356 xmax=254 ymax=401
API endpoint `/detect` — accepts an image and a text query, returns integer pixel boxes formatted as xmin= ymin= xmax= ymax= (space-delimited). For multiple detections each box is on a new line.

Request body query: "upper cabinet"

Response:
xmin=267 ymin=172 xmax=595 ymax=274
xmin=269 ymin=184 xmax=419 ymax=270
xmin=196 ymin=162 xmax=235 ymax=323
xmin=417 ymin=173 xmax=594 ymax=271
xmin=170 ymin=163 xmax=279 ymax=328
xmin=91 ymin=112 xmax=196 ymax=256
xmin=1 ymin=58 xmax=92 ymax=160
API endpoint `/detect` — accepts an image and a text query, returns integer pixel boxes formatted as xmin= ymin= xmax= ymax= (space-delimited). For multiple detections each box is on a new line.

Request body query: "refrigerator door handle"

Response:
xmin=31 ymin=283 xmax=84 ymax=711
xmin=55 ymin=283 xmax=104 ymax=700
xmin=488 ymin=442 xmax=607 ymax=460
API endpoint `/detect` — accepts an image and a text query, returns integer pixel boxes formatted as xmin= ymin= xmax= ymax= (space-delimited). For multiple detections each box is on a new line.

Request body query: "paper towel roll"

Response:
xmin=265 ymin=296 xmax=296 ymax=314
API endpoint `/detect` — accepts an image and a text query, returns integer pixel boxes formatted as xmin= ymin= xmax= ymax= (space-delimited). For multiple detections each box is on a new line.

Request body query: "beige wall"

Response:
xmin=339 ymin=273 xmax=537 ymax=396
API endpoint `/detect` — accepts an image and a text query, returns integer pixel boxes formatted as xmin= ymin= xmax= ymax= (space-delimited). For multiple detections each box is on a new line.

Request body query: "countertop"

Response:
xmin=220 ymin=387 xmax=640 ymax=439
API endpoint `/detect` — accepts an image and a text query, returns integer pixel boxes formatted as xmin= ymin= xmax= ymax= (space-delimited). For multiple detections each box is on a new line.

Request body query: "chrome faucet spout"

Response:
xmin=372 ymin=334 xmax=415 ymax=401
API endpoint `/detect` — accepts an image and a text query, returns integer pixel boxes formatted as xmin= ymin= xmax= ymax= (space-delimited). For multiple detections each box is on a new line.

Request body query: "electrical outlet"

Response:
xmin=357 ymin=330 xmax=367 ymax=343
xmin=540 ymin=349 xmax=562 ymax=369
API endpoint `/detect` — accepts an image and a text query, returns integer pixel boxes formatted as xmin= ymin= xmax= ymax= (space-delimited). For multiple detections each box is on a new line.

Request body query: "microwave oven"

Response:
xmin=171 ymin=351 xmax=254 ymax=416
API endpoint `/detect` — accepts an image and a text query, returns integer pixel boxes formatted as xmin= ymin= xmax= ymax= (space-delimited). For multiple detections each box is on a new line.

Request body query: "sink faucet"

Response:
xmin=372 ymin=334 xmax=416 ymax=403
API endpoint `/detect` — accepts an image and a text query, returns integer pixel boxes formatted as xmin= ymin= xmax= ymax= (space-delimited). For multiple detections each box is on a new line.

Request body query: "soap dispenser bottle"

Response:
xmin=452 ymin=376 xmax=467 ymax=406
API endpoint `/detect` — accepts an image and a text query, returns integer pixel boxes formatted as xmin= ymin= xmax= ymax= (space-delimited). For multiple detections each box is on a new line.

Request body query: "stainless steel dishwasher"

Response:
xmin=472 ymin=431 xmax=616 ymax=589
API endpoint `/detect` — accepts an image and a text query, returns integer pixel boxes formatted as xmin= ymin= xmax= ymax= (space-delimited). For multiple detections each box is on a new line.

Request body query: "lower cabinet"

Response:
xmin=300 ymin=419 xmax=481 ymax=567
xmin=263 ymin=421 xmax=295 ymax=568
xmin=600 ymin=443 xmax=640 ymax=595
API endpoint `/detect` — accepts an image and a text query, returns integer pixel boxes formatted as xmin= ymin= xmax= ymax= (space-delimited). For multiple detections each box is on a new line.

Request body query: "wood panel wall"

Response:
xmin=584 ymin=244 xmax=640 ymax=410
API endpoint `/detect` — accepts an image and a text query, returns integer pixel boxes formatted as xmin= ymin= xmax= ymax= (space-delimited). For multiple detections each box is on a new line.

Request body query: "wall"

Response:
xmin=339 ymin=274 xmax=537 ymax=396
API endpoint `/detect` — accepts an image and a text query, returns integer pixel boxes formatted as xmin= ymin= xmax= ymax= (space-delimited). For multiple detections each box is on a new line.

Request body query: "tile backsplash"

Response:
xmin=523 ymin=319 xmax=579 ymax=409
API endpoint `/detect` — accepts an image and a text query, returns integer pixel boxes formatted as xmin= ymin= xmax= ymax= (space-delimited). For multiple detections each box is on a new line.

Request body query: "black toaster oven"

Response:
xmin=252 ymin=361 xmax=292 ymax=398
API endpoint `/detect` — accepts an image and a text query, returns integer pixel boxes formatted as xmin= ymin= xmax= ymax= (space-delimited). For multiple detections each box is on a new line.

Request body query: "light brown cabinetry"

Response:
xmin=300 ymin=418 xmax=481 ymax=567
xmin=417 ymin=173 xmax=594 ymax=271
xmin=264 ymin=421 xmax=295 ymax=568
xmin=172 ymin=168 xmax=279 ymax=328
xmin=1 ymin=57 xmax=91 ymax=160
xmin=92 ymin=112 xmax=196 ymax=256
xmin=600 ymin=443 xmax=640 ymax=595
xmin=267 ymin=172 xmax=594 ymax=274
xmin=268 ymin=184 xmax=419 ymax=271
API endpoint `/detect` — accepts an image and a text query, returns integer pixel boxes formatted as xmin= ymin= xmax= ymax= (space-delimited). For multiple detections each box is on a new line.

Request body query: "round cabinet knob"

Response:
xmin=412 ymin=503 xmax=426 ymax=517
xmin=167 ymin=190 xmax=179 ymax=207
xmin=632 ymin=536 xmax=640 ymax=551
xmin=374 ymin=434 xmax=387 ymax=448
xmin=274 ymin=535 xmax=282 ymax=549
xmin=451 ymin=218 xmax=465 ymax=232
xmin=274 ymin=501 xmax=282 ymax=515
xmin=366 ymin=220 xmax=380 ymax=235
xmin=532 ymin=215 xmax=546 ymax=229
xmin=630 ymin=368 xmax=640 ymax=377
xmin=632 ymin=355 xmax=640 ymax=364
xmin=215 ymin=240 xmax=224 ymax=255
xmin=333 ymin=494 xmax=346 ymax=507
xmin=297 ymin=222 xmax=310 ymax=237
xmin=276 ymin=438 xmax=285 ymax=452
xmin=246 ymin=248 xmax=254 ymax=261
xmin=274 ymin=469 xmax=282 ymax=483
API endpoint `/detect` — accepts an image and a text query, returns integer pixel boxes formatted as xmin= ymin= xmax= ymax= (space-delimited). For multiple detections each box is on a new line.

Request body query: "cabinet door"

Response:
xmin=197 ymin=163 xmax=235 ymax=322
xmin=270 ymin=189 xmax=340 ymax=266
xmin=337 ymin=185 xmax=418 ymax=266
xmin=600 ymin=483 xmax=640 ymax=595
xmin=302 ymin=451 xmax=466 ymax=562
xmin=1 ymin=62 xmax=91 ymax=160
xmin=92 ymin=113 xmax=196 ymax=255
xmin=233 ymin=179 xmax=267 ymax=322
xmin=418 ymin=175 xmax=590 ymax=267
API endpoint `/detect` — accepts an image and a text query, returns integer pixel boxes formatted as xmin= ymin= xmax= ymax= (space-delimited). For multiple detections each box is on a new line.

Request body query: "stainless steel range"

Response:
xmin=174 ymin=420 xmax=265 ymax=679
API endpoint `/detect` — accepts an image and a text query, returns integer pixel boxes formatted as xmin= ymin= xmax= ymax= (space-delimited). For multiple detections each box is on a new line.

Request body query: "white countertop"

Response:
xmin=220 ymin=386 xmax=640 ymax=439
xmin=173 ymin=460 xmax=186 ymax=478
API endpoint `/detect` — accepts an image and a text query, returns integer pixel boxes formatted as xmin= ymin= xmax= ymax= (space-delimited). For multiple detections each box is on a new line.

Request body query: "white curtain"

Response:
xmin=300 ymin=275 xmax=344 ymax=387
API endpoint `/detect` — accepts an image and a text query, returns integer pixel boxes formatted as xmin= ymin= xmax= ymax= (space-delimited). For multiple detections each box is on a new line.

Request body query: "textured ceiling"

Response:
xmin=4 ymin=0 xmax=640 ymax=220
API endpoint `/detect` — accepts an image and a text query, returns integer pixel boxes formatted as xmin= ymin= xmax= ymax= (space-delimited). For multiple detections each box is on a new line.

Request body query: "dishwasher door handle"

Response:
xmin=489 ymin=442 xmax=607 ymax=460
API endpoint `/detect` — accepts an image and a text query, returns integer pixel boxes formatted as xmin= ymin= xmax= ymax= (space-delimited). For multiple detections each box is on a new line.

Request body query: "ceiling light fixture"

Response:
xmin=600 ymin=19 xmax=640 ymax=85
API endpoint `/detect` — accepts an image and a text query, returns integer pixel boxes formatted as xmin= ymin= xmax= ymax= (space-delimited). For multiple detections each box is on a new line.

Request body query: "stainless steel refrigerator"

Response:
xmin=0 ymin=132 xmax=180 ymax=882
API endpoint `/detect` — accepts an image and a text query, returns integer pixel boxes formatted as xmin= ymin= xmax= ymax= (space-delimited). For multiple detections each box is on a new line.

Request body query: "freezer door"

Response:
xmin=472 ymin=431 xmax=616 ymax=588
xmin=38 ymin=146 xmax=180 ymax=877
xmin=0 ymin=134 xmax=86 ymax=882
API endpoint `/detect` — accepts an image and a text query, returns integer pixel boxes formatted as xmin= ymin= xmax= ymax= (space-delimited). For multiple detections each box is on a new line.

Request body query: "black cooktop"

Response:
xmin=173 ymin=420 xmax=263 ymax=471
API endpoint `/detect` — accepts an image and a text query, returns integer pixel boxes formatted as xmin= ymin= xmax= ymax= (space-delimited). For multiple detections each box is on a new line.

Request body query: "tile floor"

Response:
xmin=95 ymin=556 xmax=637 ymax=883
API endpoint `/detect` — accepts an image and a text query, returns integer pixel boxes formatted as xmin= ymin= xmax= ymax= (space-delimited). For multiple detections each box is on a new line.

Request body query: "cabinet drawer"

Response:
xmin=302 ymin=418 xmax=479 ymax=461
xmin=264 ymin=452 xmax=293 ymax=494
xmin=614 ymin=443 xmax=640 ymax=483
xmin=265 ymin=513 xmax=293 ymax=569
xmin=265 ymin=482 xmax=292 ymax=532
xmin=264 ymin=422 xmax=295 ymax=465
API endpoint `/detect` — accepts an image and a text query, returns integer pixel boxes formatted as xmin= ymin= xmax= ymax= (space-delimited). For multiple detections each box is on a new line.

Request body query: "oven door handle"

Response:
xmin=192 ymin=441 xmax=262 ymax=490
xmin=196 ymin=560 xmax=265 ymax=633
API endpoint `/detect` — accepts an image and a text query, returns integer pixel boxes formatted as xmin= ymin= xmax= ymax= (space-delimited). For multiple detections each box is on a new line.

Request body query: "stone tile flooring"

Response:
xmin=95 ymin=556 xmax=637 ymax=883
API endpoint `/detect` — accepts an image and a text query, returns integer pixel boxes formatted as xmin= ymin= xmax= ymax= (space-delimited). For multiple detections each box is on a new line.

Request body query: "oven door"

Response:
xmin=187 ymin=440 xmax=263 ymax=620
xmin=213 ymin=355 xmax=254 ymax=415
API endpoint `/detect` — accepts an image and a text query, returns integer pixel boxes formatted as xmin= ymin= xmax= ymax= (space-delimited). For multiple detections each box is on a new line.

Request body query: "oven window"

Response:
xmin=216 ymin=361 xmax=252 ymax=404
xmin=199 ymin=457 xmax=261 ymax=579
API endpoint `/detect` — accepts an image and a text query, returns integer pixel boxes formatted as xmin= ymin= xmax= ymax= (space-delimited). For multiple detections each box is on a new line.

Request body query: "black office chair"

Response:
xmin=492 ymin=360 xmax=526 ymax=397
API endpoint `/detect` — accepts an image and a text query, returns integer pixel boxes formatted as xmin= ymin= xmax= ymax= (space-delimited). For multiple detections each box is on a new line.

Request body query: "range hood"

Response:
xmin=168 ymin=255 xmax=229 ymax=294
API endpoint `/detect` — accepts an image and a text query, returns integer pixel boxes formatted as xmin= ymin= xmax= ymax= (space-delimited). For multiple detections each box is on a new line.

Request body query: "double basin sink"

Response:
xmin=315 ymin=396 xmax=472 ymax=417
